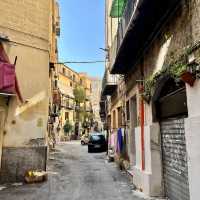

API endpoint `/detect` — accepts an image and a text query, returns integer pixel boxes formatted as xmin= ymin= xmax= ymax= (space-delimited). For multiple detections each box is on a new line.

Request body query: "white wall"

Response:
xmin=133 ymin=124 xmax=162 ymax=196
xmin=185 ymin=80 xmax=200 ymax=200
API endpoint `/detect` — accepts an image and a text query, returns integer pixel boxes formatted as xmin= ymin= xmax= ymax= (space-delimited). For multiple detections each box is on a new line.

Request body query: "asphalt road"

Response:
xmin=0 ymin=141 xmax=146 ymax=200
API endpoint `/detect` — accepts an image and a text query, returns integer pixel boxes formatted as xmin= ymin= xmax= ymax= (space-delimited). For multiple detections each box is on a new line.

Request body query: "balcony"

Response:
xmin=109 ymin=0 xmax=137 ymax=73
xmin=110 ymin=0 xmax=182 ymax=74
xmin=99 ymin=102 xmax=106 ymax=121
xmin=61 ymin=96 xmax=74 ymax=110
xmin=99 ymin=96 xmax=107 ymax=121
xmin=101 ymin=69 xmax=118 ymax=96
xmin=65 ymin=101 xmax=74 ymax=110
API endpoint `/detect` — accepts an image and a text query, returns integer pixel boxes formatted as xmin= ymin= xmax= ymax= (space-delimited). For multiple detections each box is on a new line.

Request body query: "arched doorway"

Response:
xmin=153 ymin=76 xmax=190 ymax=200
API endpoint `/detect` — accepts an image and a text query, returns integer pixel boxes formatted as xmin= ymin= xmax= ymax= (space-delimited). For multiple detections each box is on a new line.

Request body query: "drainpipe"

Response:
xmin=139 ymin=84 xmax=145 ymax=171
xmin=139 ymin=57 xmax=145 ymax=171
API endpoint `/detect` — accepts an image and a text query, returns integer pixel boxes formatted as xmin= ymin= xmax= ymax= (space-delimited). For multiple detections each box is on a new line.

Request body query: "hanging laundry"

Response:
xmin=0 ymin=62 xmax=15 ymax=93
xmin=116 ymin=128 xmax=123 ymax=154
xmin=110 ymin=133 xmax=115 ymax=147
xmin=0 ymin=44 xmax=23 ymax=102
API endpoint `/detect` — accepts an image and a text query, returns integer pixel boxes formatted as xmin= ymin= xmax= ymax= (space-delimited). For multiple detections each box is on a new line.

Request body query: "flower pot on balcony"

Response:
xmin=141 ymin=92 xmax=151 ymax=104
xmin=180 ymin=71 xmax=195 ymax=86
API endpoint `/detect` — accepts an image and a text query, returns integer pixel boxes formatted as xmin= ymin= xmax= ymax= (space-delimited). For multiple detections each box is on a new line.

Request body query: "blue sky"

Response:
xmin=58 ymin=0 xmax=105 ymax=78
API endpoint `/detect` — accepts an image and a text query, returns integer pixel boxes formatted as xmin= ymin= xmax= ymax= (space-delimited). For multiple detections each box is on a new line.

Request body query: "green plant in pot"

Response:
xmin=170 ymin=62 xmax=195 ymax=86
xmin=143 ymin=71 xmax=163 ymax=103
xmin=63 ymin=120 xmax=73 ymax=136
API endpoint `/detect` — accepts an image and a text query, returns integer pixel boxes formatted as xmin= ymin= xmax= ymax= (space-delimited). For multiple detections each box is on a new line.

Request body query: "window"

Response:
xmin=117 ymin=107 xmax=122 ymax=127
xmin=70 ymin=82 xmax=73 ymax=87
xmin=130 ymin=96 xmax=137 ymax=127
xmin=112 ymin=110 xmax=116 ymax=129
xmin=62 ymin=68 xmax=66 ymax=75
xmin=73 ymin=74 xmax=76 ymax=81
xmin=54 ymin=80 xmax=57 ymax=88
xmin=126 ymin=101 xmax=130 ymax=121
xmin=65 ymin=112 xmax=69 ymax=120
xmin=66 ymin=99 xmax=70 ymax=107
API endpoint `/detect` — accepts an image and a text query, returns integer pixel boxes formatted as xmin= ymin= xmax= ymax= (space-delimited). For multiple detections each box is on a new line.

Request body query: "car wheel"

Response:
xmin=88 ymin=148 xmax=92 ymax=153
xmin=81 ymin=141 xmax=85 ymax=145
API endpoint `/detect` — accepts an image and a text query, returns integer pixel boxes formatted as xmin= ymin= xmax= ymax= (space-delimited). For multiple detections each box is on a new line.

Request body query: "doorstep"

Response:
xmin=132 ymin=190 xmax=166 ymax=200
xmin=125 ymin=169 xmax=166 ymax=200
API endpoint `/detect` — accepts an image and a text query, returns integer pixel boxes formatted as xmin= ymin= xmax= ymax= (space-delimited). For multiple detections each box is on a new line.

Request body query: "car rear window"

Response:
xmin=90 ymin=135 xmax=105 ymax=142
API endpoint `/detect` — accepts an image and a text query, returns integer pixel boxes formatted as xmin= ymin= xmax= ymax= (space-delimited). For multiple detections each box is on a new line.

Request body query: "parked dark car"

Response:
xmin=88 ymin=133 xmax=107 ymax=153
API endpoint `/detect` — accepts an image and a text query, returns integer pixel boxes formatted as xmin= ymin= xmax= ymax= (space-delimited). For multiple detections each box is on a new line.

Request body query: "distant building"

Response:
xmin=52 ymin=64 xmax=93 ymax=140
xmin=90 ymin=77 xmax=102 ymax=131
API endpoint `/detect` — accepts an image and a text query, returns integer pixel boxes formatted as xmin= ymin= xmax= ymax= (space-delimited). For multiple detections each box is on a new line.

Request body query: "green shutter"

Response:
xmin=110 ymin=0 xmax=127 ymax=18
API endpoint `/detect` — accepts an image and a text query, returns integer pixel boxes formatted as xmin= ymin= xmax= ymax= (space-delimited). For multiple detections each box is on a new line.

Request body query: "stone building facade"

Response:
xmin=52 ymin=64 xmax=93 ymax=140
xmin=0 ymin=0 xmax=54 ymax=182
xmin=102 ymin=0 xmax=200 ymax=199
xmin=90 ymin=77 xmax=102 ymax=131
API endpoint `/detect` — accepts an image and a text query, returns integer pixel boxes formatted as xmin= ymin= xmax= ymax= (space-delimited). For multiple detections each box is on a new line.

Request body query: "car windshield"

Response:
xmin=90 ymin=135 xmax=105 ymax=142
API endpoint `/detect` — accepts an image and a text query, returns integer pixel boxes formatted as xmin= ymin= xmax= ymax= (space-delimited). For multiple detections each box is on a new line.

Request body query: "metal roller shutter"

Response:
xmin=161 ymin=118 xmax=190 ymax=200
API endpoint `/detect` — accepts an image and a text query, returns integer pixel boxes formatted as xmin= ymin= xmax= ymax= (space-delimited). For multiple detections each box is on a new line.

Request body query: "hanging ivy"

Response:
xmin=142 ymin=48 xmax=194 ymax=103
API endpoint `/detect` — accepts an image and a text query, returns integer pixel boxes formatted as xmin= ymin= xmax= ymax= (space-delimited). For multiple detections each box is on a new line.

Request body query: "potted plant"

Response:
xmin=180 ymin=71 xmax=195 ymax=86
xmin=63 ymin=120 xmax=73 ymax=140
xmin=171 ymin=62 xmax=195 ymax=86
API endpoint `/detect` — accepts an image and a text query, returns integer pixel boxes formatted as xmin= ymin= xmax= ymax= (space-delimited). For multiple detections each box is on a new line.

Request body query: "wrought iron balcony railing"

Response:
xmin=101 ymin=69 xmax=118 ymax=96
xmin=109 ymin=0 xmax=182 ymax=74
xmin=109 ymin=0 xmax=137 ymax=72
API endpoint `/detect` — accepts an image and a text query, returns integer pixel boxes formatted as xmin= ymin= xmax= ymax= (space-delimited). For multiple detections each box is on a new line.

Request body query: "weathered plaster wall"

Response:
xmin=124 ymin=0 xmax=200 ymax=197
xmin=0 ymin=146 xmax=47 ymax=183
xmin=132 ymin=124 xmax=162 ymax=196
xmin=2 ymin=44 xmax=49 ymax=147
xmin=0 ymin=0 xmax=51 ymax=182
xmin=185 ymin=80 xmax=200 ymax=200
xmin=0 ymin=0 xmax=50 ymax=41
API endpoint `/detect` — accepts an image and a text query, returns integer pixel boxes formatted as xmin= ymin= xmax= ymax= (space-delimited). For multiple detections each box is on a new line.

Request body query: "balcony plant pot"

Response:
xmin=180 ymin=71 xmax=195 ymax=86
xmin=142 ymin=94 xmax=151 ymax=104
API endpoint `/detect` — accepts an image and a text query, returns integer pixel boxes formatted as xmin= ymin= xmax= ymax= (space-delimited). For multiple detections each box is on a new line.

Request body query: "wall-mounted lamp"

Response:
xmin=0 ymin=33 xmax=9 ymax=42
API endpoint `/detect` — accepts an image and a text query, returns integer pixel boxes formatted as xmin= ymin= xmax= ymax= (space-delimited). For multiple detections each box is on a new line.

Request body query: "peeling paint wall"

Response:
xmin=124 ymin=0 xmax=200 ymax=197
xmin=0 ymin=0 xmax=51 ymax=181
xmin=185 ymin=80 xmax=200 ymax=200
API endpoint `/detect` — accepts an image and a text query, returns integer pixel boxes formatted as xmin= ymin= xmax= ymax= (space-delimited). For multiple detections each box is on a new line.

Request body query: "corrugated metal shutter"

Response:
xmin=161 ymin=118 xmax=190 ymax=200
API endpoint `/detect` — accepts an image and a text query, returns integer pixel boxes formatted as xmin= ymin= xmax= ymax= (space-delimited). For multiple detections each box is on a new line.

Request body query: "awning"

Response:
xmin=0 ymin=44 xmax=23 ymax=102
xmin=110 ymin=0 xmax=127 ymax=18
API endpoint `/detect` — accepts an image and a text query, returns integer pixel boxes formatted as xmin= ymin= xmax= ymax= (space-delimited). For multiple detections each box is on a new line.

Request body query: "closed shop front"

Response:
xmin=160 ymin=118 xmax=189 ymax=200
xmin=156 ymin=78 xmax=190 ymax=200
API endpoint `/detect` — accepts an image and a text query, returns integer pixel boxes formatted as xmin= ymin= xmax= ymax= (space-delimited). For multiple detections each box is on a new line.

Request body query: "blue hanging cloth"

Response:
xmin=117 ymin=128 xmax=123 ymax=153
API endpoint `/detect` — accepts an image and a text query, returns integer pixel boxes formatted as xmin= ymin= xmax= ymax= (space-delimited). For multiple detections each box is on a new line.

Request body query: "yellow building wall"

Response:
xmin=0 ymin=0 xmax=51 ymax=148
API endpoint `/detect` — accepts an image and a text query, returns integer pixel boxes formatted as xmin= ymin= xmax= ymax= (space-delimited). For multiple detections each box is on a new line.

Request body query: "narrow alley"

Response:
xmin=0 ymin=141 xmax=149 ymax=200
xmin=1 ymin=0 xmax=200 ymax=199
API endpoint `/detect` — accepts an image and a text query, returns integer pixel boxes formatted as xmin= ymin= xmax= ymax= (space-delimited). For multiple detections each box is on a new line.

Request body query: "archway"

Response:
xmin=152 ymin=75 xmax=190 ymax=200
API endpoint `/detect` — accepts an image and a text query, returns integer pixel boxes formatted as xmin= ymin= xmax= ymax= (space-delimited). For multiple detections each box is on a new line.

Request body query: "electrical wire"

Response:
xmin=56 ymin=60 xmax=106 ymax=64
